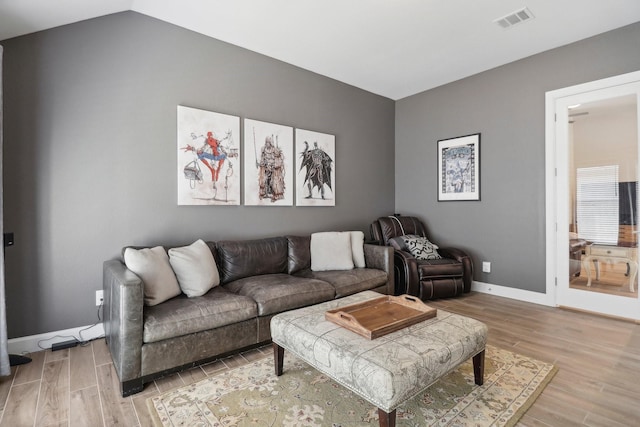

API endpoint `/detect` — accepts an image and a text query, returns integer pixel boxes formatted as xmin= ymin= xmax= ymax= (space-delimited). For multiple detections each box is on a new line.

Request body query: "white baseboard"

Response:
xmin=471 ymin=281 xmax=555 ymax=307
xmin=8 ymin=323 xmax=105 ymax=355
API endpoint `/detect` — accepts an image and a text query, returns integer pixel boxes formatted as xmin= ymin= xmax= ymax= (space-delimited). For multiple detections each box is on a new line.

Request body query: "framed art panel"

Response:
xmin=295 ymin=129 xmax=335 ymax=206
xmin=244 ymin=119 xmax=294 ymax=206
xmin=177 ymin=106 xmax=240 ymax=205
xmin=437 ymin=133 xmax=480 ymax=201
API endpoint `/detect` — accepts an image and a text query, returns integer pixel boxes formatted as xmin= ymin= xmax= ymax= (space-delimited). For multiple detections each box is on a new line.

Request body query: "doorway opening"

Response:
xmin=545 ymin=71 xmax=640 ymax=321
xmin=568 ymin=96 xmax=638 ymax=300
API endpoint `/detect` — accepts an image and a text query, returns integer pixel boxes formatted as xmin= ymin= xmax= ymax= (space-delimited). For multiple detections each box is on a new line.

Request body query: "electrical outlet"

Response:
xmin=95 ymin=290 xmax=104 ymax=306
xmin=482 ymin=262 xmax=491 ymax=273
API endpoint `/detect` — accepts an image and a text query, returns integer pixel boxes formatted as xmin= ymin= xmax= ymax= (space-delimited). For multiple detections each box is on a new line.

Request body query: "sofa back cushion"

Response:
xmin=287 ymin=235 xmax=311 ymax=274
xmin=216 ymin=237 xmax=288 ymax=283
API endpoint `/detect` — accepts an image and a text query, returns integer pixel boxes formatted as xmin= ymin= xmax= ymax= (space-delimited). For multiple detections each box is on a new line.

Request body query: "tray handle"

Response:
xmin=395 ymin=294 xmax=426 ymax=308
xmin=337 ymin=311 xmax=357 ymax=323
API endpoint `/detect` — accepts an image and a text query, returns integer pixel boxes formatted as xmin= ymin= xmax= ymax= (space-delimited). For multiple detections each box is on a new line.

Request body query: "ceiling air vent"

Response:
xmin=494 ymin=7 xmax=534 ymax=29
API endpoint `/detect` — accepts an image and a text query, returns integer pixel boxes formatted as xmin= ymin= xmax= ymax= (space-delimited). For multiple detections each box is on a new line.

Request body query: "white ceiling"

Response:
xmin=1 ymin=0 xmax=640 ymax=100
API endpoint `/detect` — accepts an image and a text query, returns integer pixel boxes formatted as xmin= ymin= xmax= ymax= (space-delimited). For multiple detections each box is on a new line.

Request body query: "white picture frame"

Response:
xmin=244 ymin=119 xmax=294 ymax=206
xmin=177 ymin=106 xmax=240 ymax=205
xmin=295 ymin=129 xmax=335 ymax=206
xmin=437 ymin=133 xmax=481 ymax=201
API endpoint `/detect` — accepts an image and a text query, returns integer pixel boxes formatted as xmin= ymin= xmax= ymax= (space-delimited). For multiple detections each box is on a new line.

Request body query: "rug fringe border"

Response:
xmin=147 ymin=397 xmax=164 ymax=427
xmin=504 ymin=364 xmax=559 ymax=427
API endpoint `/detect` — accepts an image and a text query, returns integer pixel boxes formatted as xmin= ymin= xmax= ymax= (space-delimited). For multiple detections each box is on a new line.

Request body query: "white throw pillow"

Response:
xmin=124 ymin=246 xmax=181 ymax=306
xmin=168 ymin=239 xmax=220 ymax=298
xmin=311 ymin=232 xmax=354 ymax=271
xmin=350 ymin=231 xmax=366 ymax=268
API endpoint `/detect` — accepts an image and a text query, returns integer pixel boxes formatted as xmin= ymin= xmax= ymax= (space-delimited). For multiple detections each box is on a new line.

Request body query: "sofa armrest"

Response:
xmin=438 ymin=247 xmax=473 ymax=293
xmin=103 ymin=260 xmax=145 ymax=387
xmin=393 ymin=250 xmax=420 ymax=296
xmin=363 ymin=243 xmax=394 ymax=295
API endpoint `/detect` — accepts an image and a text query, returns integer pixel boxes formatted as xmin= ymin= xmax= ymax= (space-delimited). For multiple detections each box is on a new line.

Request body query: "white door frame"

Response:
xmin=545 ymin=70 xmax=640 ymax=320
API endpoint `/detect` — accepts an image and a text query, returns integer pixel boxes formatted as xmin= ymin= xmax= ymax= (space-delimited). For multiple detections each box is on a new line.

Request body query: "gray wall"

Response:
xmin=1 ymin=12 xmax=395 ymax=338
xmin=395 ymin=22 xmax=640 ymax=292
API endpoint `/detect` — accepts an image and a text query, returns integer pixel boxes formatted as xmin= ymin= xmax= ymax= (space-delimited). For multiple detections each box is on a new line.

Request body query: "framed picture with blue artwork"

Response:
xmin=437 ymin=133 xmax=480 ymax=201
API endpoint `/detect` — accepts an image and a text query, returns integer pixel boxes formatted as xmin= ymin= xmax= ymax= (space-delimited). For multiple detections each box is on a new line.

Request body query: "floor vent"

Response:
xmin=494 ymin=7 xmax=534 ymax=29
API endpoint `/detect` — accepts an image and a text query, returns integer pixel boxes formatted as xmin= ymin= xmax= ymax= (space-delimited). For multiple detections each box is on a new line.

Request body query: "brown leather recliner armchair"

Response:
xmin=370 ymin=215 xmax=473 ymax=300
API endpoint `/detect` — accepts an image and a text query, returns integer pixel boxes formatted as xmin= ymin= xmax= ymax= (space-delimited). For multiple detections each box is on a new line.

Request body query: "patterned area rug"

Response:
xmin=148 ymin=345 xmax=556 ymax=427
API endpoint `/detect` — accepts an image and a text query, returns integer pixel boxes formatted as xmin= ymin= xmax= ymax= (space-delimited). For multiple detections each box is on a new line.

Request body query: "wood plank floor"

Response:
xmin=0 ymin=291 xmax=638 ymax=426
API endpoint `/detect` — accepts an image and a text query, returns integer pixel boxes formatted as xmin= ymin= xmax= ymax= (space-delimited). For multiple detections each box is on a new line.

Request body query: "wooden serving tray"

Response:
xmin=325 ymin=294 xmax=437 ymax=339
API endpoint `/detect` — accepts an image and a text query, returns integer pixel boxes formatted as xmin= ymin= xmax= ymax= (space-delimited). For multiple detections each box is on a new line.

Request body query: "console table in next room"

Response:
xmin=582 ymin=244 xmax=638 ymax=292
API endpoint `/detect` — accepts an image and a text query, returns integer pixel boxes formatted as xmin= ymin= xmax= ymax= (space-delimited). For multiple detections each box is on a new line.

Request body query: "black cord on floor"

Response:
xmin=37 ymin=301 xmax=105 ymax=350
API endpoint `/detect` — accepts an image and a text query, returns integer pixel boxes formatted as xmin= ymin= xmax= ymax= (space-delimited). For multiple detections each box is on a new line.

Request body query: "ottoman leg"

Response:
xmin=273 ymin=343 xmax=284 ymax=376
xmin=378 ymin=408 xmax=396 ymax=427
xmin=473 ymin=349 xmax=485 ymax=386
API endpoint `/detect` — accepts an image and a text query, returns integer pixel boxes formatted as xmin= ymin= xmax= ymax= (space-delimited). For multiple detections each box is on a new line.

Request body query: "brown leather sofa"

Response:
xmin=103 ymin=235 xmax=393 ymax=397
xmin=370 ymin=215 xmax=472 ymax=300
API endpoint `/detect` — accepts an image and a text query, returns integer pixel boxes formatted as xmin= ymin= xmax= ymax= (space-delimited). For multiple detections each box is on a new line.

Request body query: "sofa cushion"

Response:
xmin=217 ymin=237 xmax=288 ymax=283
xmin=287 ymin=235 xmax=311 ymax=274
xmin=224 ymin=274 xmax=335 ymax=316
xmin=294 ymin=268 xmax=388 ymax=298
xmin=168 ymin=239 xmax=220 ymax=297
xmin=350 ymin=231 xmax=366 ymax=268
xmin=123 ymin=246 xmax=181 ymax=306
xmin=311 ymin=232 xmax=354 ymax=271
xmin=142 ymin=286 xmax=257 ymax=344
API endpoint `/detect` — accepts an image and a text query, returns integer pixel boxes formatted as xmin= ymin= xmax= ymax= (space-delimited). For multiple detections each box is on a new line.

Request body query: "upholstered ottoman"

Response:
xmin=271 ymin=290 xmax=488 ymax=427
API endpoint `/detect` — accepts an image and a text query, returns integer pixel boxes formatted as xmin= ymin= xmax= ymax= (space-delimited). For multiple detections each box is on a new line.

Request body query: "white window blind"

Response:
xmin=576 ymin=165 xmax=619 ymax=245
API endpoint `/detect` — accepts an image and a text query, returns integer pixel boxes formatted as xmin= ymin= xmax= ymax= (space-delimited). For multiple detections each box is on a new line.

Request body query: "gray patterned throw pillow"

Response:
xmin=400 ymin=235 xmax=442 ymax=260
xmin=388 ymin=235 xmax=412 ymax=251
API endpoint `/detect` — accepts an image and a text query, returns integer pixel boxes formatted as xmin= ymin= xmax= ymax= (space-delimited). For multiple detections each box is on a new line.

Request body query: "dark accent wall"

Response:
xmin=1 ymin=12 xmax=395 ymax=337
xmin=395 ymin=22 xmax=640 ymax=293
